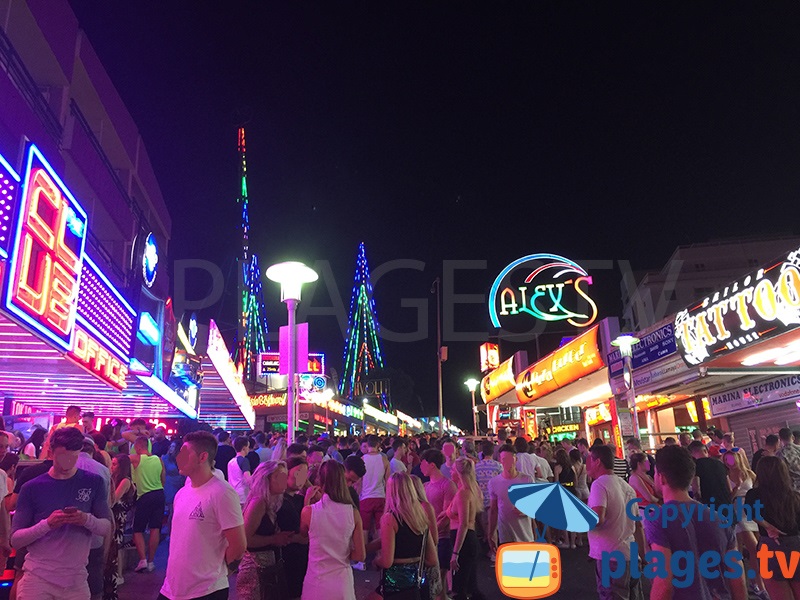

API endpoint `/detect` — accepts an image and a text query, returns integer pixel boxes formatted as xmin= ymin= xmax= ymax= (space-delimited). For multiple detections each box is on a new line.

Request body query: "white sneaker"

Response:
xmin=135 ymin=559 xmax=148 ymax=572
xmin=147 ymin=562 xmax=155 ymax=572
xmin=352 ymin=561 xmax=366 ymax=571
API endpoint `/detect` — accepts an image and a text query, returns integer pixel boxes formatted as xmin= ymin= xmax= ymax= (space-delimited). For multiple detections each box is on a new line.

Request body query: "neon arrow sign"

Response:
xmin=489 ymin=254 xmax=598 ymax=332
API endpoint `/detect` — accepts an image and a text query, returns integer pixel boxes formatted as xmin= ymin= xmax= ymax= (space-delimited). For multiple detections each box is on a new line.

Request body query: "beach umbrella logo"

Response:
xmin=495 ymin=483 xmax=598 ymax=599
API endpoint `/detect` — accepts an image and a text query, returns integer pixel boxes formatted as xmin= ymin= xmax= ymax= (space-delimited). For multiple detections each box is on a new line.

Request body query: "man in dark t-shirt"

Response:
xmin=689 ymin=441 xmax=731 ymax=505
xmin=751 ymin=434 xmax=779 ymax=472
xmin=215 ymin=431 xmax=237 ymax=480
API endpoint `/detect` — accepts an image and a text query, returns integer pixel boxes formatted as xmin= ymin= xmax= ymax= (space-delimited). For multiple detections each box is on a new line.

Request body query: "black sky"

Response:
xmin=68 ymin=1 xmax=800 ymax=429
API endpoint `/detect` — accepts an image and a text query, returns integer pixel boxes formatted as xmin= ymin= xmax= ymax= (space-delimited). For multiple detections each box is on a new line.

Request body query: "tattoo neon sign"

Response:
xmin=489 ymin=254 xmax=598 ymax=332
xmin=4 ymin=145 xmax=88 ymax=351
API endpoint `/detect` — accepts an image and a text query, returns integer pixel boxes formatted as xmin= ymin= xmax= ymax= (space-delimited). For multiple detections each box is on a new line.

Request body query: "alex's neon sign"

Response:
xmin=67 ymin=325 xmax=129 ymax=390
xmin=489 ymin=254 xmax=598 ymax=332
xmin=5 ymin=145 xmax=87 ymax=351
xmin=675 ymin=246 xmax=800 ymax=366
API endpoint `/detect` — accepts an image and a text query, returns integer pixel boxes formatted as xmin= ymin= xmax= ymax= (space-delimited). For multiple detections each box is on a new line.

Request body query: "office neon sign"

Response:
xmin=4 ymin=145 xmax=88 ymax=351
xmin=67 ymin=325 xmax=129 ymax=390
xmin=489 ymin=254 xmax=598 ymax=333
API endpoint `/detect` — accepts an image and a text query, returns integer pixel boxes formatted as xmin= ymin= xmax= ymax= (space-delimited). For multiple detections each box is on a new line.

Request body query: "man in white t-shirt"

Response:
xmin=488 ymin=445 xmax=535 ymax=553
xmin=226 ymin=436 xmax=252 ymax=508
xmin=586 ymin=444 xmax=645 ymax=600
xmin=389 ymin=439 xmax=407 ymax=474
xmin=160 ymin=431 xmax=245 ymax=600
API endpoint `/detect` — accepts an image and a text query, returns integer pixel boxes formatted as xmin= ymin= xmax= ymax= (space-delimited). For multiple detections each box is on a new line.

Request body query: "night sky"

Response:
xmin=68 ymin=2 xmax=800 ymax=429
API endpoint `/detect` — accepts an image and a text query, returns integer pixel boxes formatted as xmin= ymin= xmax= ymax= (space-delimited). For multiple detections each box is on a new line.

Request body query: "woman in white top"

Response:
xmin=300 ymin=460 xmax=366 ymax=600
xmin=724 ymin=448 xmax=764 ymax=594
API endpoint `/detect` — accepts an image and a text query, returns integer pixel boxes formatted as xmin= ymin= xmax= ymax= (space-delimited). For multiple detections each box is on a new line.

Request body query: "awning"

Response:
xmin=0 ymin=314 xmax=195 ymax=419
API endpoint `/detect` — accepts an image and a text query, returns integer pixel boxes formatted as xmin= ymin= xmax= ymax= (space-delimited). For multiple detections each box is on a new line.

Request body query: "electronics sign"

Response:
xmin=489 ymin=254 xmax=598 ymax=335
xmin=4 ymin=145 xmax=88 ymax=351
xmin=675 ymin=245 xmax=800 ymax=366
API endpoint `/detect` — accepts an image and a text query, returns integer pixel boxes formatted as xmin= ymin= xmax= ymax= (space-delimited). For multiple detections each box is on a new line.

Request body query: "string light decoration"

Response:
xmin=234 ymin=127 xmax=269 ymax=380
xmin=339 ymin=242 xmax=387 ymax=409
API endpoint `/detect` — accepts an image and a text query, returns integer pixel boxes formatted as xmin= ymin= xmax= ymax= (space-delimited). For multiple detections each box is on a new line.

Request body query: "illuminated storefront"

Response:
xmin=250 ymin=390 xmax=365 ymax=435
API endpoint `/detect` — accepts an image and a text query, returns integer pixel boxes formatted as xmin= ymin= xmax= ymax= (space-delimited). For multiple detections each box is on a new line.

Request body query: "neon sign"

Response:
xmin=515 ymin=326 xmax=604 ymax=405
xmin=251 ymin=393 xmax=287 ymax=408
xmin=142 ymin=232 xmax=158 ymax=288
xmin=4 ymin=144 xmax=88 ymax=351
xmin=0 ymin=151 xmax=20 ymax=259
xmin=480 ymin=342 xmax=499 ymax=372
xmin=489 ymin=254 xmax=598 ymax=333
xmin=480 ymin=351 xmax=527 ymax=404
xmin=363 ymin=403 xmax=398 ymax=426
xmin=67 ymin=325 xmax=129 ymax=390
xmin=675 ymin=245 xmax=800 ymax=366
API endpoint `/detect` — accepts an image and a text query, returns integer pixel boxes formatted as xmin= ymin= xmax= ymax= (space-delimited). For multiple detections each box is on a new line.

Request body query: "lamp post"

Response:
xmin=431 ymin=277 xmax=444 ymax=436
xmin=266 ymin=261 xmax=318 ymax=444
xmin=465 ymin=378 xmax=480 ymax=436
xmin=612 ymin=333 xmax=641 ymax=443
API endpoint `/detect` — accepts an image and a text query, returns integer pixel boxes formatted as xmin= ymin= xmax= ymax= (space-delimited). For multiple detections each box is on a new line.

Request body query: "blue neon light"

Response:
xmin=0 ymin=151 xmax=20 ymax=183
xmin=3 ymin=144 xmax=88 ymax=352
xmin=143 ymin=232 xmax=158 ymax=288
xmin=137 ymin=311 xmax=160 ymax=346
xmin=488 ymin=254 xmax=585 ymax=329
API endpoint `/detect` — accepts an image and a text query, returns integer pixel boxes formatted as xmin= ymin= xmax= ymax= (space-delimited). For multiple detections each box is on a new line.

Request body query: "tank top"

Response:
xmin=248 ymin=510 xmax=278 ymax=552
xmin=392 ymin=514 xmax=424 ymax=559
xmin=558 ymin=464 xmax=575 ymax=488
xmin=360 ymin=453 xmax=386 ymax=500
xmin=133 ymin=454 xmax=163 ymax=498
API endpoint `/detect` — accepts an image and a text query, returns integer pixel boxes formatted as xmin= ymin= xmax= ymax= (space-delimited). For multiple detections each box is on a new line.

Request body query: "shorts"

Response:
xmin=359 ymin=497 xmax=385 ymax=533
xmin=133 ymin=489 xmax=166 ymax=533
xmin=437 ymin=536 xmax=453 ymax=569
xmin=18 ymin=571 xmax=91 ymax=600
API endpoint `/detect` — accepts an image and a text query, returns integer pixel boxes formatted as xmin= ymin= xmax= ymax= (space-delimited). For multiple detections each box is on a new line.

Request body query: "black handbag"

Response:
xmin=382 ymin=529 xmax=429 ymax=600
xmin=258 ymin=549 xmax=288 ymax=600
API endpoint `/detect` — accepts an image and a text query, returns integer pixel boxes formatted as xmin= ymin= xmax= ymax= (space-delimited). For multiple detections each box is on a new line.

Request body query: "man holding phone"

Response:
xmin=11 ymin=426 xmax=112 ymax=600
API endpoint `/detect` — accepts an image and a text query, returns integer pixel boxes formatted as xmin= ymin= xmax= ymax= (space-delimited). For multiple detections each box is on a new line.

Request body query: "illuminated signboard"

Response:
xmin=585 ymin=401 xmax=612 ymax=426
xmin=515 ymin=326 xmax=604 ymax=405
xmin=259 ymin=351 xmax=325 ymax=376
xmin=363 ymin=403 xmax=398 ymax=426
xmin=480 ymin=351 xmax=527 ymax=404
xmin=480 ymin=342 xmax=500 ymax=373
xmin=251 ymin=393 xmax=287 ymax=408
xmin=67 ymin=324 xmax=129 ymax=390
xmin=0 ymin=151 xmax=20 ymax=259
xmin=545 ymin=423 xmax=581 ymax=436
xmin=675 ymin=245 xmax=800 ymax=366
xmin=142 ymin=232 xmax=158 ymax=288
xmin=4 ymin=144 xmax=88 ymax=351
xmin=207 ymin=319 xmax=256 ymax=429
xmin=489 ymin=254 xmax=598 ymax=334
xmin=396 ymin=410 xmax=422 ymax=430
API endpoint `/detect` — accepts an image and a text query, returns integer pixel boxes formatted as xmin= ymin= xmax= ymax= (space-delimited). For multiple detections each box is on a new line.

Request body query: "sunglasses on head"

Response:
xmin=719 ymin=447 xmax=741 ymax=454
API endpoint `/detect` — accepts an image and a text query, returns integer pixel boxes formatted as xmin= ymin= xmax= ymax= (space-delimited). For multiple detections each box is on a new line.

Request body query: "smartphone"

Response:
xmin=63 ymin=506 xmax=77 ymax=514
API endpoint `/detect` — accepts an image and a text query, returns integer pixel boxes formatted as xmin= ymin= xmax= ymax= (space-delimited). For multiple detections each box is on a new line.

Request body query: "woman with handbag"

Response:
xmin=374 ymin=473 xmax=438 ymax=600
xmin=745 ymin=456 xmax=800 ymax=599
xmin=236 ymin=461 xmax=294 ymax=600
xmin=300 ymin=460 xmax=366 ymax=600
xmin=446 ymin=458 xmax=483 ymax=600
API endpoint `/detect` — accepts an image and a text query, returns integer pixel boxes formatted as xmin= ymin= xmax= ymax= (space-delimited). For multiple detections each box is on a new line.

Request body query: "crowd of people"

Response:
xmin=4 ymin=407 xmax=800 ymax=600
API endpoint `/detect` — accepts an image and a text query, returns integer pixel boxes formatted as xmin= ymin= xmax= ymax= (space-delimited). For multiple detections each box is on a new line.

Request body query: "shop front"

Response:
xmin=250 ymin=391 xmax=364 ymax=436
xmin=0 ymin=144 xmax=195 ymax=422
xmin=673 ymin=243 xmax=800 ymax=457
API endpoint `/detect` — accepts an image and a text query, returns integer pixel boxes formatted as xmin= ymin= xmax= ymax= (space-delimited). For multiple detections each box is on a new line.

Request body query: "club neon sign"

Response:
xmin=489 ymin=254 xmax=598 ymax=333
xmin=4 ymin=145 xmax=88 ymax=351
xmin=67 ymin=325 xmax=129 ymax=390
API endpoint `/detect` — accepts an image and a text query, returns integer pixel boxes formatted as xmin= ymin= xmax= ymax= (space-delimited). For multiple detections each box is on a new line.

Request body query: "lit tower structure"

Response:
xmin=234 ymin=127 xmax=269 ymax=380
xmin=339 ymin=242 xmax=387 ymax=409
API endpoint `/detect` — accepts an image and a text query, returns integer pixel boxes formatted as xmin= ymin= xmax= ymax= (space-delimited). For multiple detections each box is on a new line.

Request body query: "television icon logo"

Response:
xmin=496 ymin=542 xmax=561 ymax=599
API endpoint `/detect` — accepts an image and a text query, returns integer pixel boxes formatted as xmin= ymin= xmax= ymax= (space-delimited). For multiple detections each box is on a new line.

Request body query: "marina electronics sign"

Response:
xmin=489 ymin=254 xmax=598 ymax=334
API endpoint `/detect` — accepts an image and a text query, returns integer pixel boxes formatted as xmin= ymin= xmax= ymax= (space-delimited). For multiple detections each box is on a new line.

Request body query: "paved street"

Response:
xmin=119 ymin=539 xmax=607 ymax=599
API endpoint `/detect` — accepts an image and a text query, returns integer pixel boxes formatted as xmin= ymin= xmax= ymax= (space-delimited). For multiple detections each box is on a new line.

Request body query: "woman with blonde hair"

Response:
xmin=374 ymin=473 xmax=437 ymax=598
xmin=237 ymin=461 xmax=293 ymax=600
xmin=446 ymin=457 xmax=483 ymax=600
xmin=723 ymin=448 xmax=764 ymax=595
xmin=300 ymin=460 xmax=365 ymax=600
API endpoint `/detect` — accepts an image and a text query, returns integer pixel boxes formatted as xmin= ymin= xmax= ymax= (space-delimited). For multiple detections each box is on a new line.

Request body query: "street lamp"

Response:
xmin=612 ymin=334 xmax=641 ymax=443
xmin=266 ymin=261 xmax=318 ymax=444
xmin=465 ymin=378 xmax=480 ymax=436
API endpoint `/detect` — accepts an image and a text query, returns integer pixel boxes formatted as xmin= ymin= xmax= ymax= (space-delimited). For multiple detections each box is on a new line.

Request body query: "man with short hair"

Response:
xmin=390 ymin=439 xmax=408 ymax=474
xmin=81 ymin=413 xmax=97 ymax=437
xmin=475 ymin=441 xmax=502 ymax=554
xmin=646 ymin=445 xmax=747 ymax=600
xmin=131 ymin=436 xmax=166 ymax=572
xmin=253 ymin=433 xmax=272 ymax=463
xmin=359 ymin=435 xmax=390 ymax=546
xmin=422 ymin=448 xmax=458 ymax=598
xmin=777 ymin=427 xmax=800 ymax=492
xmin=160 ymin=431 xmax=245 ymax=600
xmin=41 ymin=405 xmax=84 ymax=458
xmin=678 ymin=432 xmax=692 ymax=448
xmin=751 ymin=434 xmax=779 ymax=471
xmin=514 ymin=437 xmax=538 ymax=481
xmin=151 ymin=427 xmax=170 ymax=457
xmin=344 ymin=455 xmax=366 ymax=509
xmin=488 ymin=446 xmax=535 ymax=555
xmin=625 ymin=437 xmax=653 ymax=477
xmin=306 ymin=444 xmax=325 ymax=485
xmin=12 ymin=427 xmax=111 ymax=600
xmin=492 ymin=429 xmax=509 ymax=461
xmin=577 ymin=438 xmax=590 ymax=463
xmin=441 ymin=441 xmax=457 ymax=479
xmin=586 ymin=444 xmax=645 ymax=600
xmin=214 ymin=431 xmax=236 ymax=481
xmin=691 ymin=428 xmax=704 ymax=442
xmin=227 ymin=436 xmax=253 ymax=509
xmin=688 ymin=440 xmax=731 ymax=506
xmin=287 ymin=443 xmax=308 ymax=459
